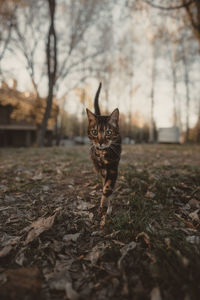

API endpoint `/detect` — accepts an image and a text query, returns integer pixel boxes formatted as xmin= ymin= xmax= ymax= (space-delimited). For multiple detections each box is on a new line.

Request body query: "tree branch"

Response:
xmin=0 ymin=3 xmax=18 ymax=62
xmin=184 ymin=0 xmax=200 ymax=42
xmin=143 ymin=0 xmax=194 ymax=10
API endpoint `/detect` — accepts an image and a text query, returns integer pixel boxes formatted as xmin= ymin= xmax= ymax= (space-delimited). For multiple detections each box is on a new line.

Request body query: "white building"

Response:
xmin=158 ymin=126 xmax=180 ymax=143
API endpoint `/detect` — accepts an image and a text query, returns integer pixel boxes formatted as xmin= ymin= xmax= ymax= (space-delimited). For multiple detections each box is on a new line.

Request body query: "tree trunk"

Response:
xmin=171 ymin=45 xmax=177 ymax=126
xmin=184 ymin=0 xmax=200 ymax=47
xmin=195 ymin=100 xmax=200 ymax=143
xmin=172 ymin=65 xmax=177 ymax=126
xmin=149 ymin=44 xmax=156 ymax=143
xmin=37 ymin=0 xmax=57 ymax=147
xmin=182 ymin=48 xmax=190 ymax=143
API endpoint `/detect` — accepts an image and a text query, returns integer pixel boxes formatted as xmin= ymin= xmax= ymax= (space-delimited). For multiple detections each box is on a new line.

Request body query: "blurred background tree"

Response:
xmin=0 ymin=0 xmax=199 ymax=145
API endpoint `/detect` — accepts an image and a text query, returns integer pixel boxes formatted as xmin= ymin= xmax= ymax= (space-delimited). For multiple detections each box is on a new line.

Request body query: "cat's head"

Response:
xmin=86 ymin=108 xmax=119 ymax=149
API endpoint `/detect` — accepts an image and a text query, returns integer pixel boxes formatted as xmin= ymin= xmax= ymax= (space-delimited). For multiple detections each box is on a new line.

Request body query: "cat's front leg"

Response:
xmin=100 ymin=168 xmax=106 ymax=186
xmin=100 ymin=167 xmax=118 ymax=210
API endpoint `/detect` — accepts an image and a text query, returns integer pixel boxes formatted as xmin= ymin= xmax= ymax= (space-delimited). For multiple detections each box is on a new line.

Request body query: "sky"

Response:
xmin=1 ymin=0 xmax=199 ymax=130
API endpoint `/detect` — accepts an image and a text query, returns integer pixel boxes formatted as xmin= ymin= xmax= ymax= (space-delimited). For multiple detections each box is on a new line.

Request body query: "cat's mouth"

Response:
xmin=96 ymin=144 xmax=110 ymax=150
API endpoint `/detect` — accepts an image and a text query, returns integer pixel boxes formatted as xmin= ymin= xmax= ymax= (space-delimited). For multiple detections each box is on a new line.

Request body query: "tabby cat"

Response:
xmin=86 ymin=83 xmax=121 ymax=211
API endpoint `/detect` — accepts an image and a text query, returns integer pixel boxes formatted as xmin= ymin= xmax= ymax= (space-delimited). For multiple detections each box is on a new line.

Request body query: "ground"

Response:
xmin=0 ymin=145 xmax=200 ymax=300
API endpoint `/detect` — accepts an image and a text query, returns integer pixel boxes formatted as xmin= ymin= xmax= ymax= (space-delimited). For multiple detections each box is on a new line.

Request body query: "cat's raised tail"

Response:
xmin=94 ymin=82 xmax=102 ymax=115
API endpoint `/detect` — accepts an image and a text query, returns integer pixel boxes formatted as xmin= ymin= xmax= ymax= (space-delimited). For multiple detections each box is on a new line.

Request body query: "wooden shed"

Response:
xmin=0 ymin=82 xmax=58 ymax=147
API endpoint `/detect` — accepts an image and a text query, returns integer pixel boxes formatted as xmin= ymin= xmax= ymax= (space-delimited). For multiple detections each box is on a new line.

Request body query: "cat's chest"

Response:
xmin=95 ymin=149 xmax=109 ymax=164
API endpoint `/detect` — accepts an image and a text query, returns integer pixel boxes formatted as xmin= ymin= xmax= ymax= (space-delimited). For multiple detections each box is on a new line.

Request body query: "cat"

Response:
xmin=86 ymin=83 xmax=121 ymax=212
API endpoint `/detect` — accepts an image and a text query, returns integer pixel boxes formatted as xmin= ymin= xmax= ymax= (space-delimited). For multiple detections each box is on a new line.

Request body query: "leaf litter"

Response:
xmin=25 ymin=212 xmax=58 ymax=244
xmin=0 ymin=145 xmax=200 ymax=299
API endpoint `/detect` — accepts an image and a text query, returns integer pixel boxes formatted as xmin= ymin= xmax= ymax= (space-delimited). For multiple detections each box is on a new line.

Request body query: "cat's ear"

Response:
xmin=86 ymin=108 xmax=96 ymax=123
xmin=109 ymin=108 xmax=119 ymax=127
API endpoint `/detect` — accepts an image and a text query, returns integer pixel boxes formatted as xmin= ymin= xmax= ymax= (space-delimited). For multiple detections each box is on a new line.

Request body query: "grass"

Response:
xmin=108 ymin=150 xmax=200 ymax=299
xmin=0 ymin=145 xmax=200 ymax=300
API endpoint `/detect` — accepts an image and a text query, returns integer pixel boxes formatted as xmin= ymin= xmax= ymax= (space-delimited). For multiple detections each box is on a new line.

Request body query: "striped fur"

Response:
xmin=86 ymin=83 xmax=121 ymax=210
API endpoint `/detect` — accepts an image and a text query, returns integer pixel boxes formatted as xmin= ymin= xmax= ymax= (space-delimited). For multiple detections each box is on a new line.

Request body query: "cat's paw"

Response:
xmin=106 ymin=204 xmax=112 ymax=216
xmin=100 ymin=195 xmax=107 ymax=209
xmin=100 ymin=214 xmax=106 ymax=229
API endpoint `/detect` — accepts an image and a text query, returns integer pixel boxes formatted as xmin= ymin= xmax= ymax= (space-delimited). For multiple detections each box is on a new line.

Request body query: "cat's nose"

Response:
xmin=99 ymin=140 xmax=104 ymax=146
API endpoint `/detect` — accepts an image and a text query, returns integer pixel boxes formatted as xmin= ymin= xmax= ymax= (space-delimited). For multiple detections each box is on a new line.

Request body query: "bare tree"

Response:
xmin=170 ymin=43 xmax=178 ymax=127
xmin=166 ymin=29 xmax=180 ymax=128
xmin=148 ymin=40 xmax=156 ymax=143
xmin=147 ymin=27 xmax=163 ymax=143
xmin=36 ymin=0 xmax=57 ymax=146
xmin=96 ymin=14 xmax=114 ymax=113
xmin=195 ymin=103 xmax=200 ymax=142
xmin=143 ymin=0 xmax=200 ymax=46
xmin=10 ymin=0 xmax=46 ymax=96
xmin=5 ymin=0 xmax=112 ymax=146
xmin=181 ymin=40 xmax=191 ymax=142
xmin=0 ymin=0 xmax=17 ymax=70
xmin=183 ymin=0 xmax=200 ymax=44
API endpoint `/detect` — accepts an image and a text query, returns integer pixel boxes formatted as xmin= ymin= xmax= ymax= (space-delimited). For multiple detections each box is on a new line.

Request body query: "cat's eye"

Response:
xmin=106 ymin=129 xmax=112 ymax=136
xmin=91 ymin=129 xmax=98 ymax=136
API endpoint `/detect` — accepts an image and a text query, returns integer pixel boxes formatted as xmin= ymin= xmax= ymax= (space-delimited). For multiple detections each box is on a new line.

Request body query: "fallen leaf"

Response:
xmin=120 ymin=241 xmax=137 ymax=256
xmin=0 ymin=233 xmax=20 ymax=247
xmin=164 ymin=238 xmax=171 ymax=249
xmin=146 ymin=251 xmax=156 ymax=263
xmin=32 ymin=173 xmax=43 ymax=180
xmin=56 ymin=168 xmax=62 ymax=174
xmin=48 ymin=269 xmax=79 ymax=298
xmin=63 ymin=232 xmax=81 ymax=242
xmin=182 ymin=256 xmax=189 ymax=267
xmin=150 ymin=286 xmax=162 ymax=300
xmin=77 ymin=200 xmax=95 ymax=210
xmin=4 ymin=195 xmax=16 ymax=203
xmin=0 ymin=206 xmax=12 ymax=212
xmin=83 ymin=182 xmax=91 ymax=188
xmin=65 ymin=282 xmax=80 ymax=300
xmin=186 ymin=235 xmax=200 ymax=244
xmin=188 ymin=199 xmax=200 ymax=209
xmin=85 ymin=242 xmax=110 ymax=264
xmin=120 ymin=188 xmax=132 ymax=195
xmin=57 ymin=257 xmax=74 ymax=268
xmin=164 ymin=159 xmax=170 ymax=166
xmin=118 ymin=241 xmax=137 ymax=269
xmin=15 ymin=248 xmax=26 ymax=266
xmin=25 ymin=213 xmax=57 ymax=244
xmin=42 ymin=185 xmax=50 ymax=192
xmin=89 ymin=190 xmax=96 ymax=196
xmin=91 ymin=231 xmax=104 ymax=237
xmin=91 ymin=183 xmax=99 ymax=190
xmin=0 ymin=184 xmax=8 ymax=192
xmin=136 ymin=232 xmax=150 ymax=246
xmin=112 ymin=240 xmax=125 ymax=246
xmin=145 ymin=191 xmax=156 ymax=199
xmin=189 ymin=209 xmax=199 ymax=222
xmin=74 ymin=210 xmax=93 ymax=220
xmin=49 ymin=270 xmax=70 ymax=291
xmin=0 ymin=245 xmax=12 ymax=258
xmin=105 ymin=230 xmax=120 ymax=238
